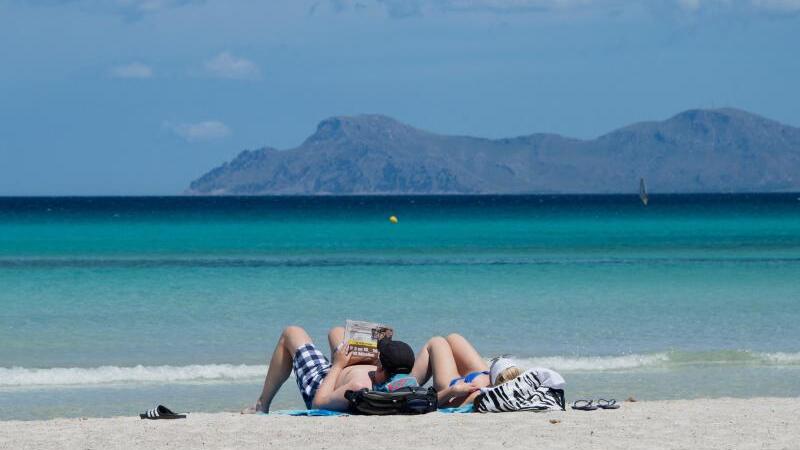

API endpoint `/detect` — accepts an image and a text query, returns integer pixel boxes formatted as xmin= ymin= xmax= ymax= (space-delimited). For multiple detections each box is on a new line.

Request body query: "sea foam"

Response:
xmin=3 ymin=351 xmax=799 ymax=389
xmin=509 ymin=350 xmax=800 ymax=372
xmin=0 ymin=364 xmax=265 ymax=388
xmin=509 ymin=353 xmax=671 ymax=372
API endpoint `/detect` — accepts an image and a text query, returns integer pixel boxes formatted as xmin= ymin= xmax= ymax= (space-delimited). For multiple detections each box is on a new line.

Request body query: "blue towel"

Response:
xmin=262 ymin=406 xmax=472 ymax=416
xmin=262 ymin=409 xmax=349 ymax=416
xmin=438 ymin=404 xmax=474 ymax=414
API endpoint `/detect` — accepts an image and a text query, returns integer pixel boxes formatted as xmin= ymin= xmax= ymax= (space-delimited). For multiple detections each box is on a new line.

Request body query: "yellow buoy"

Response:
xmin=389 ymin=215 xmax=398 ymax=224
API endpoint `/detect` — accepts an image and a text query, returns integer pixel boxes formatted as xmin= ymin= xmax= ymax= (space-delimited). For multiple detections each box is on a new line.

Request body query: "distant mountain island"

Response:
xmin=186 ymin=108 xmax=800 ymax=195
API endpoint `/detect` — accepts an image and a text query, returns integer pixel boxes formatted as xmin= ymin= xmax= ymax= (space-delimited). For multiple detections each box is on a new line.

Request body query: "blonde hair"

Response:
xmin=492 ymin=366 xmax=522 ymax=386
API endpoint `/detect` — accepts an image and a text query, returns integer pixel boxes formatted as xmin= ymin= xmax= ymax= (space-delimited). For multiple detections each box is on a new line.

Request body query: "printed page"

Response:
xmin=344 ymin=320 xmax=394 ymax=360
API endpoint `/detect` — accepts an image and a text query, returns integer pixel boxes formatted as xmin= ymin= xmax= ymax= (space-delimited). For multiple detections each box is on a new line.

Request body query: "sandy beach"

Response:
xmin=0 ymin=397 xmax=796 ymax=449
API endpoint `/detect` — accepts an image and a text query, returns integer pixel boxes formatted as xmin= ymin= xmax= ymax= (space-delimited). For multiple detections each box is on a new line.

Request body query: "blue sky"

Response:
xmin=1 ymin=0 xmax=799 ymax=195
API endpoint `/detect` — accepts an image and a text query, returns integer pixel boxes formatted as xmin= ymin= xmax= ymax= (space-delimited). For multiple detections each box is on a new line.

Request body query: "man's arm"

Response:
xmin=311 ymin=345 xmax=359 ymax=411
xmin=311 ymin=367 xmax=362 ymax=411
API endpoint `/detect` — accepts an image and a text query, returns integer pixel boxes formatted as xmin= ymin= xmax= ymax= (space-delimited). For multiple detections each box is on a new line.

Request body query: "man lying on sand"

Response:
xmin=244 ymin=326 xmax=416 ymax=413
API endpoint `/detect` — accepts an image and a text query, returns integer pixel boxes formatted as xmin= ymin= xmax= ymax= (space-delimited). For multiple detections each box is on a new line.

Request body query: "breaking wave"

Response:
xmin=509 ymin=350 xmax=800 ymax=372
xmin=0 ymin=364 xmax=265 ymax=388
xmin=2 ymin=350 xmax=799 ymax=389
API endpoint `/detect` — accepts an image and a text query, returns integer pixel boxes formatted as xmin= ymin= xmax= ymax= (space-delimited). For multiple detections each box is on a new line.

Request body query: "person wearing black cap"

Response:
xmin=372 ymin=337 xmax=419 ymax=392
xmin=243 ymin=326 xmax=416 ymax=414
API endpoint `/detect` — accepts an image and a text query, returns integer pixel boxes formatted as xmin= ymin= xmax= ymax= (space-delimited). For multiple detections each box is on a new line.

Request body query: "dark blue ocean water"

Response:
xmin=1 ymin=195 xmax=799 ymax=419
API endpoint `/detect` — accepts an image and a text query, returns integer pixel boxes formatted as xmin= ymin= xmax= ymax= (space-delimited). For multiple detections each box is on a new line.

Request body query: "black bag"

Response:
xmin=344 ymin=387 xmax=438 ymax=415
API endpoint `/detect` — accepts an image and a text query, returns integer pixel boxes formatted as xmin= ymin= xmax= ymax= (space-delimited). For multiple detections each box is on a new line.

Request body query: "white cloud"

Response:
xmin=203 ymin=52 xmax=261 ymax=80
xmin=165 ymin=121 xmax=231 ymax=142
xmin=109 ymin=62 xmax=153 ymax=78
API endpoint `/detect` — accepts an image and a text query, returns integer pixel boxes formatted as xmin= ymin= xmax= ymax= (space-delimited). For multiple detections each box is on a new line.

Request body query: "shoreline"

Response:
xmin=1 ymin=397 xmax=796 ymax=449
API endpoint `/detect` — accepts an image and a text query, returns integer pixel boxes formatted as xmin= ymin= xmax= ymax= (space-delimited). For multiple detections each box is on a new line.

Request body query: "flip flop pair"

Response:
xmin=571 ymin=399 xmax=620 ymax=411
xmin=140 ymin=405 xmax=187 ymax=420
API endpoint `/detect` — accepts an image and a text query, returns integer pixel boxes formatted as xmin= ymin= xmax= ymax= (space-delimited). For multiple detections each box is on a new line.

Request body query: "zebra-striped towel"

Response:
xmin=474 ymin=368 xmax=565 ymax=413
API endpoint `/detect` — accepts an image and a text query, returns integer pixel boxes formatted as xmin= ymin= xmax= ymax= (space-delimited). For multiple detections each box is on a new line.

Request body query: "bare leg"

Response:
xmin=446 ymin=333 xmax=489 ymax=376
xmin=410 ymin=336 xmax=461 ymax=391
xmin=243 ymin=325 xmax=313 ymax=414
xmin=328 ymin=327 xmax=345 ymax=355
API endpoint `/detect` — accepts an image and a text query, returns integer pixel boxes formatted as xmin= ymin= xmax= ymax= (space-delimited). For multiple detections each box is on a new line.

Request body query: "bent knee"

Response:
xmin=445 ymin=333 xmax=464 ymax=342
xmin=282 ymin=325 xmax=306 ymax=337
xmin=427 ymin=336 xmax=447 ymax=347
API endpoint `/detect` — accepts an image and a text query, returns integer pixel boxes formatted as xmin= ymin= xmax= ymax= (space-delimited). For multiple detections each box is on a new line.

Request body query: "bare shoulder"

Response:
xmin=338 ymin=365 xmax=375 ymax=390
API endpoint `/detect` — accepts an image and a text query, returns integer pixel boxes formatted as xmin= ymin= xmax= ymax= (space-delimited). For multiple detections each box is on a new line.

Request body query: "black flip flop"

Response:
xmin=571 ymin=399 xmax=598 ymax=411
xmin=140 ymin=405 xmax=187 ymax=420
xmin=596 ymin=399 xmax=620 ymax=410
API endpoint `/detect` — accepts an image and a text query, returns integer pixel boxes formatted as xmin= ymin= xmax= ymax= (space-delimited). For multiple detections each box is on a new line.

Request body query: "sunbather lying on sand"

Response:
xmin=243 ymin=326 xmax=416 ymax=413
xmin=411 ymin=333 xmax=522 ymax=408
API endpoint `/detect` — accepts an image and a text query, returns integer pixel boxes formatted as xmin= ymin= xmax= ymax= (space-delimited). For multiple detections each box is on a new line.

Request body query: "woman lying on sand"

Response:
xmin=410 ymin=333 xmax=521 ymax=408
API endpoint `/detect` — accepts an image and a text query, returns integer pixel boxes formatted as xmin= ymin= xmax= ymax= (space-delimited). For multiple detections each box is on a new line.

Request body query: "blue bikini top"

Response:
xmin=449 ymin=370 xmax=489 ymax=387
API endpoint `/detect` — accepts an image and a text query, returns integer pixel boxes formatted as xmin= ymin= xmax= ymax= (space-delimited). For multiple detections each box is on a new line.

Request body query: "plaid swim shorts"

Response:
xmin=293 ymin=343 xmax=332 ymax=409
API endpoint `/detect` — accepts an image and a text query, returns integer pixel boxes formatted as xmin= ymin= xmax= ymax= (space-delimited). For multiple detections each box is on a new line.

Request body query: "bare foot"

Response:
xmin=240 ymin=399 xmax=267 ymax=414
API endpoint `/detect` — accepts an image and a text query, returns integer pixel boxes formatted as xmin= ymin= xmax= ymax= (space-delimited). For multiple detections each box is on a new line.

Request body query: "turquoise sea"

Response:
xmin=1 ymin=195 xmax=799 ymax=420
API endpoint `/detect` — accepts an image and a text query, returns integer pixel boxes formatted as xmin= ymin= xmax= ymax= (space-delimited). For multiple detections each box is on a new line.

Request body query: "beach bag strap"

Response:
xmin=345 ymin=387 xmax=438 ymax=415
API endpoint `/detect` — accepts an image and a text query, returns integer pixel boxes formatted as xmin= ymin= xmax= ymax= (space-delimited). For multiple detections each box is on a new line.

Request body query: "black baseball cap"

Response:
xmin=377 ymin=338 xmax=415 ymax=375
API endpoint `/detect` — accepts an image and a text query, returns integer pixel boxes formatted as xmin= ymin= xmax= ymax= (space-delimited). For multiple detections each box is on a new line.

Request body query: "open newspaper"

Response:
xmin=344 ymin=320 xmax=394 ymax=361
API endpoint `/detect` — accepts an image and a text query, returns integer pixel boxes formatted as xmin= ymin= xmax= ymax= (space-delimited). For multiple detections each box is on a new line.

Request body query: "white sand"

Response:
xmin=1 ymin=398 xmax=796 ymax=450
